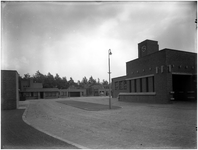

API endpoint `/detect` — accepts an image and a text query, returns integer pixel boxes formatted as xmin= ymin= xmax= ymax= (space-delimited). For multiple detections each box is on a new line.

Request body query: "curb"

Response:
xmin=22 ymin=102 xmax=88 ymax=149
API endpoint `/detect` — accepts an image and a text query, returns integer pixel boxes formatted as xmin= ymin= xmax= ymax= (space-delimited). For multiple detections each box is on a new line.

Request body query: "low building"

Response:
xmin=86 ymin=84 xmax=111 ymax=96
xmin=112 ymin=39 xmax=197 ymax=104
xmin=60 ymin=88 xmax=86 ymax=97
xmin=20 ymin=79 xmax=86 ymax=100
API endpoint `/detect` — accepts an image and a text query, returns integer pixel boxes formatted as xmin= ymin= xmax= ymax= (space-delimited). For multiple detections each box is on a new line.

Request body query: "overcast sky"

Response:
xmin=1 ymin=1 xmax=197 ymax=82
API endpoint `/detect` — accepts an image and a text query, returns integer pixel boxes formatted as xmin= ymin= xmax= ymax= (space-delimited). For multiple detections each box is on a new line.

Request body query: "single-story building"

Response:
xmin=85 ymin=84 xmax=111 ymax=96
xmin=20 ymin=79 xmax=86 ymax=100
xmin=60 ymin=88 xmax=86 ymax=98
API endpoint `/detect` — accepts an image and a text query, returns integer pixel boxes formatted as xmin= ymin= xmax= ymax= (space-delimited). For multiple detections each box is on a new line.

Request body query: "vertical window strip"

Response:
xmin=115 ymin=82 xmax=117 ymax=90
xmin=152 ymin=76 xmax=155 ymax=92
xmin=145 ymin=77 xmax=147 ymax=92
xmin=134 ymin=79 xmax=137 ymax=92
xmin=140 ymin=78 xmax=142 ymax=92
xmin=129 ymin=80 xmax=131 ymax=92
xmin=141 ymin=78 xmax=147 ymax=92
xmin=124 ymin=80 xmax=127 ymax=90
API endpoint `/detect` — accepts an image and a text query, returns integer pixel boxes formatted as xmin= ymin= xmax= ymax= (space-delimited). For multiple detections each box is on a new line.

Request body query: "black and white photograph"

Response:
xmin=1 ymin=1 xmax=197 ymax=149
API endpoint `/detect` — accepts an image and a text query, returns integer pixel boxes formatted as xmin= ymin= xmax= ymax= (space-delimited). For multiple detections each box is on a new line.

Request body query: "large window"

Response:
xmin=115 ymin=82 xmax=119 ymax=90
xmin=33 ymin=92 xmax=38 ymax=97
xmin=115 ymin=80 xmax=127 ymax=90
xmin=119 ymin=81 xmax=123 ymax=90
xmin=123 ymin=81 xmax=127 ymax=90
xmin=148 ymin=76 xmax=154 ymax=92
xmin=142 ymin=78 xmax=147 ymax=92
xmin=129 ymin=75 xmax=155 ymax=93
xmin=136 ymin=79 xmax=141 ymax=92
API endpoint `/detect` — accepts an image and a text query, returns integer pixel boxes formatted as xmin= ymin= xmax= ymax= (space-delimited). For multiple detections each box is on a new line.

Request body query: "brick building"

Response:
xmin=86 ymin=84 xmax=110 ymax=96
xmin=1 ymin=70 xmax=19 ymax=110
xmin=62 ymin=88 xmax=86 ymax=97
xmin=20 ymin=78 xmax=86 ymax=100
xmin=112 ymin=40 xmax=197 ymax=104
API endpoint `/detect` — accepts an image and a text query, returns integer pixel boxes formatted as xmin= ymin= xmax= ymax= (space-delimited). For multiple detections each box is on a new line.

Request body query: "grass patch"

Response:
xmin=57 ymin=100 xmax=121 ymax=111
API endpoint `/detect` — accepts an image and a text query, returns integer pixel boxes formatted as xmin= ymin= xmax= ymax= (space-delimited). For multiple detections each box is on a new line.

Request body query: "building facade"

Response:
xmin=88 ymin=84 xmax=110 ymax=96
xmin=20 ymin=79 xmax=86 ymax=100
xmin=1 ymin=70 xmax=19 ymax=110
xmin=60 ymin=88 xmax=86 ymax=97
xmin=112 ymin=40 xmax=197 ymax=104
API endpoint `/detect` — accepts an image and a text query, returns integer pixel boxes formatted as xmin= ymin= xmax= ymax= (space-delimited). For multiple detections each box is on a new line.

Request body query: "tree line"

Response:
xmin=20 ymin=70 xmax=109 ymax=89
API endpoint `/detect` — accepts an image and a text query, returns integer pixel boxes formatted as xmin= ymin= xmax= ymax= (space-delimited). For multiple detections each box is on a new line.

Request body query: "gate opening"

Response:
xmin=172 ymin=74 xmax=196 ymax=102
xmin=40 ymin=92 xmax=44 ymax=99
xmin=69 ymin=92 xmax=81 ymax=97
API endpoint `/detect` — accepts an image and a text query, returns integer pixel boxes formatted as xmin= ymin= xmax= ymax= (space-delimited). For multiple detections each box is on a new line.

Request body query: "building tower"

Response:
xmin=138 ymin=39 xmax=159 ymax=58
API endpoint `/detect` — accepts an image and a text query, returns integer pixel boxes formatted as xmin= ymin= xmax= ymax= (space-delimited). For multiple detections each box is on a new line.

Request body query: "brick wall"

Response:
xmin=112 ymin=76 xmax=127 ymax=98
xmin=112 ymin=48 xmax=197 ymax=104
xmin=1 ymin=70 xmax=19 ymax=110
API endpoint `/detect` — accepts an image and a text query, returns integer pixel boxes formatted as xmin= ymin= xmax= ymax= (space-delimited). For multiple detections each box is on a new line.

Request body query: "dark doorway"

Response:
xmin=172 ymin=74 xmax=196 ymax=102
xmin=40 ymin=92 xmax=44 ymax=99
xmin=94 ymin=90 xmax=99 ymax=96
xmin=19 ymin=92 xmax=26 ymax=101
xmin=69 ymin=92 xmax=80 ymax=97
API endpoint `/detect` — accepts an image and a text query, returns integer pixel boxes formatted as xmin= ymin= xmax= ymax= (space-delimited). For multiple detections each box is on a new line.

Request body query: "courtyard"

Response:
xmin=21 ymin=97 xmax=196 ymax=149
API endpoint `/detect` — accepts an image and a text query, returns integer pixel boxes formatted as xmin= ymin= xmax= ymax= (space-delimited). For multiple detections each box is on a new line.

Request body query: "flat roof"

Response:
xmin=126 ymin=48 xmax=197 ymax=64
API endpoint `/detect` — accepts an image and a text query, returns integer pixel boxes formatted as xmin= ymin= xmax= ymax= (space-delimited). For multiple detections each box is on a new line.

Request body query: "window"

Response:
xmin=119 ymin=81 xmax=122 ymax=90
xmin=129 ymin=80 xmax=132 ymax=92
xmin=148 ymin=76 xmax=154 ymax=92
xmin=142 ymin=78 xmax=147 ymax=92
xmin=131 ymin=79 xmax=135 ymax=92
xmin=140 ymin=78 xmax=142 ymax=92
xmin=25 ymin=92 xmax=31 ymax=97
xmin=129 ymin=76 xmax=155 ymax=93
xmin=134 ymin=79 xmax=137 ymax=92
xmin=146 ymin=77 xmax=149 ymax=92
xmin=115 ymin=80 xmax=127 ymax=91
xmin=124 ymin=81 xmax=127 ymax=90
xmin=115 ymin=82 xmax=119 ymax=90
xmin=122 ymin=81 xmax=124 ymax=90
xmin=33 ymin=92 xmax=38 ymax=97
xmin=136 ymin=79 xmax=141 ymax=92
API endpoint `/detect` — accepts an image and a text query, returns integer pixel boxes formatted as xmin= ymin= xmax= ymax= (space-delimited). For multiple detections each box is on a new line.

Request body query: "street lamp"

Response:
xmin=108 ymin=49 xmax=112 ymax=109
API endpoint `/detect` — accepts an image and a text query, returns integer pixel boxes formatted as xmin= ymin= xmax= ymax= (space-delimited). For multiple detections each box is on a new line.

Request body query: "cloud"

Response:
xmin=154 ymin=2 xmax=197 ymax=52
xmin=2 ymin=1 xmax=196 ymax=81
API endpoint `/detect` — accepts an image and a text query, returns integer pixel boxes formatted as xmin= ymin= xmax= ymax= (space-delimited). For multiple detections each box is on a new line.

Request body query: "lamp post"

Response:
xmin=108 ymin=49 xmax=112 ymax=109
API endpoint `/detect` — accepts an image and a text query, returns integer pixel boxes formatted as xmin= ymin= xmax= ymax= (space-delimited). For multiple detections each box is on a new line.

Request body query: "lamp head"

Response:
xmin=109 ymin=49 xmax=112 ymax=55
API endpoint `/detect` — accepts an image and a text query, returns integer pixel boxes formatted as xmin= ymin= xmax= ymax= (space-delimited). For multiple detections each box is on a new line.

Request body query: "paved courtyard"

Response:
xmin=22 ymin=97 xmax=197 ymax=149
xmin=1 ymin=109 xmax=78 ymax=149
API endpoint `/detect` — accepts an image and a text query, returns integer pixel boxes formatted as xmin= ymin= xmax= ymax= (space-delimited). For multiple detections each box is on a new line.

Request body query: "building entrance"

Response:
xmin=172 ymin=74 xmax=196 ymax=102
xmin=69 ymin=92 xmax=80 ymax=97
xmin=40 ymin=92 xmax=44 ymax=99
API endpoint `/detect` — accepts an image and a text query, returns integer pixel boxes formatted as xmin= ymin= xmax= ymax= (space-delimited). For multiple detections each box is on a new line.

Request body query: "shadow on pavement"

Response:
xmin=1 ymin=109 xmax=79 ymax=149
xmin=57 ymin=100 xmax=121 ymax=111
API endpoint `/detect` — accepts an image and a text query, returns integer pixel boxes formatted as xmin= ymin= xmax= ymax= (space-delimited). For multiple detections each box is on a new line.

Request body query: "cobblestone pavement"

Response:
xmin=23 ymin=97 xmax=197 ymax=149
